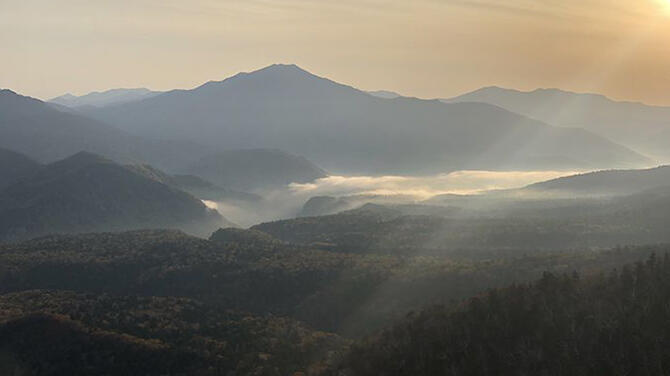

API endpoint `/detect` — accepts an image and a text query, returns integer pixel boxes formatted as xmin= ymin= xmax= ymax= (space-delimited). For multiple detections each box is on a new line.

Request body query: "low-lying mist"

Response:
xmin=204 ymin=170 xmax=580 ymax=227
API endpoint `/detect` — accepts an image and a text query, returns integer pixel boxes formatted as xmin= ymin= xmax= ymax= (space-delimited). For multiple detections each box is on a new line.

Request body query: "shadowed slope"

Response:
xmin=0 ymin=152 xmax=228 ymax=241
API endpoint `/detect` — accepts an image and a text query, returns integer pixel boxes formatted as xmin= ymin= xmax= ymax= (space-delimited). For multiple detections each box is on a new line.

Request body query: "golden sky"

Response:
xmin=1 ymin=0 xmax=669 ymax=104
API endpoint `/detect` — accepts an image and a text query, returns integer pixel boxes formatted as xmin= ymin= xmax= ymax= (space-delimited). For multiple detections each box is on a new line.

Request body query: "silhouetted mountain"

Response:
xmin=0 ymin=148 xmax=41 ymax=191
xmin=0 ymin=152 xmax=229 ymax=241
xmin=524 ymin=165 xmax=670 ymax=196
xmin=367 ymin=90 xmax=402 ymax=99
xmin=185 ymin=148 xmax=327 ymax=192
xmin=85 ymin=65 xmax=649 ymax=173
xmin=446 ymin=86 xmax=670 ymax=160
xmin=50 ymin=88 xmax=161 ymax=108
xmin=0 ymin=89 xmax=214 ymax=170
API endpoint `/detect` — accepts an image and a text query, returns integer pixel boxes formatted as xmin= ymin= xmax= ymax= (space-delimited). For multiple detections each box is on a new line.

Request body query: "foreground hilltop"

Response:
xmin=326 ymin=254 xmax=670 ymax=376
xmin=0 ymin=228 xmax=666 ymax=374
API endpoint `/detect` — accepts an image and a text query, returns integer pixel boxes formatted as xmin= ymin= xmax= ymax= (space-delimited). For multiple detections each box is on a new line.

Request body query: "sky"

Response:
xmin=1 ymin=0 xmax=670 ymax=104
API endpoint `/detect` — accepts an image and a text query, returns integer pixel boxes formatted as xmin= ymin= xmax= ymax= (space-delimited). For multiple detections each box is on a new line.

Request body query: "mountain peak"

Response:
xmin=51 ymin=151 xmax=114 ymax=171
xmin=232 ymin=63 xmax=321 ymax=82
xmin=53 ymin=93 xmax=77 ymax=100
xmin=49 ymin=88 xmax=160 ymax=108
xmin=0 ymin=89 xmax=18 ymax=96
xmin=194 ymin=63 xmax=348 ymax=95
xmin=258 ymin=63 xmax=308 ymax=73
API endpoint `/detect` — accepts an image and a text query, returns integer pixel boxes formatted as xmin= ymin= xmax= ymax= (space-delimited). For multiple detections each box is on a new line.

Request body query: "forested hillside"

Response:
xmin=253 ymin=196 xmax=670 ymax=254
xmin=0 ymin=229 xmax=663 ymax=336
xmin=326 ymin=253 xmax=670 ymax=376
xmin=0 ymin=227 xmax=667 ymax=374
xmin=0 ymin=152 xmax=229 ymax=242
xmin=0 ymin=292 xmax=344 ymax=375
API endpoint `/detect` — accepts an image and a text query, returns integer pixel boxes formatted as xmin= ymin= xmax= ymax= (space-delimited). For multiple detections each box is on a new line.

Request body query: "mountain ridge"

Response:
xmin=0 ymin=89 xmax=217 ymax=170
xmin=50 ymin=88 xmax=161 ymax=108
xmin=83 ymin=64 xmax=650 ymax=173
xmin=445 ymin=86 xmax=670 ymax=161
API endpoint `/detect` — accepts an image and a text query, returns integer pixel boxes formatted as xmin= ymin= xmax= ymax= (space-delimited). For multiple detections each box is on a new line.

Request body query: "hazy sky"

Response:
xmin=1 ymin=0 xmax=670 ymax=104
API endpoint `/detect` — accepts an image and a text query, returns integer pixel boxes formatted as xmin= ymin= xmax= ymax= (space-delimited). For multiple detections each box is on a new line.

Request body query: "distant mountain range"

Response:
xmin=50 ymin=88 xmax=161 ymax=108
xmin=367 ymin=90 xmax=402 ymax=99
xmin=82 ymin=64 xmax=650 ymax=173
xmin=2 ymin=89 xmax=329 ymax=193
xmin=445 ymin=86 xmax=670 ymax=161
xmin=0 ymin=151 xmax=231 ymax=241
xmin=0 ymin=89 xmax=214 ymax=170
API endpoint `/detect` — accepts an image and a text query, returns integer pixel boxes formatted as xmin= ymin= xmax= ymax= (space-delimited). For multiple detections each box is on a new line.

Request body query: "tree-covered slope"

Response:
xmin=0 ymin=291 xmax=345 ymax=376
xmin=325 ymin=254 xmax=670 ymax=376
xmin=0 ymin=152 xmax=228 ymax=241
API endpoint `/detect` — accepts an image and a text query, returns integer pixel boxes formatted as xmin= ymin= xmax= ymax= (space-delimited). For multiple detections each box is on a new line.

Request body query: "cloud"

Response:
xmin=289 ymin=170 xmax=578 ymax=200
xmin=206 ymin=169 xmax=579 ymax=227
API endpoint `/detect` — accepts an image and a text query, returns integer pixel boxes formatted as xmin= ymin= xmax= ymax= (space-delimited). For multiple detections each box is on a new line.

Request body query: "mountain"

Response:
xmin=85 ymin=64 xmax=650 ymax=174
xmin=50 ymin=88 xmax=161 ymax=108
xmin=300 ymin=196 xmax=358 ymax=217
xmin=185 ymin=148 xmax=327 ymax=192
xmin=127 ymin=163 xmax=262 ymax=202
xmin=524 ymin=165 xmax=670 ymax=196
xmin=0 ymin=89 xmax=214 ymax=170
xmin=299 ymin=194 xmax=418 ymax=217
xmin=367 ymin=90 xmax=402 ymax=99
xmin=445 ymin=86 xmax=670 ymax=160
xmin=0 ymin=148 xmax=41 ymax=191
xmin=0 ymin=152 xmax=229 ymax=241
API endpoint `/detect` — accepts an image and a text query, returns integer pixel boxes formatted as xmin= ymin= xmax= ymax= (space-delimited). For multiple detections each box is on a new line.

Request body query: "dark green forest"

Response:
xmin=326 ymin=254 xmax=670 ymax=376
xmin=1 ymin=226 xmax=669 ymax=375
